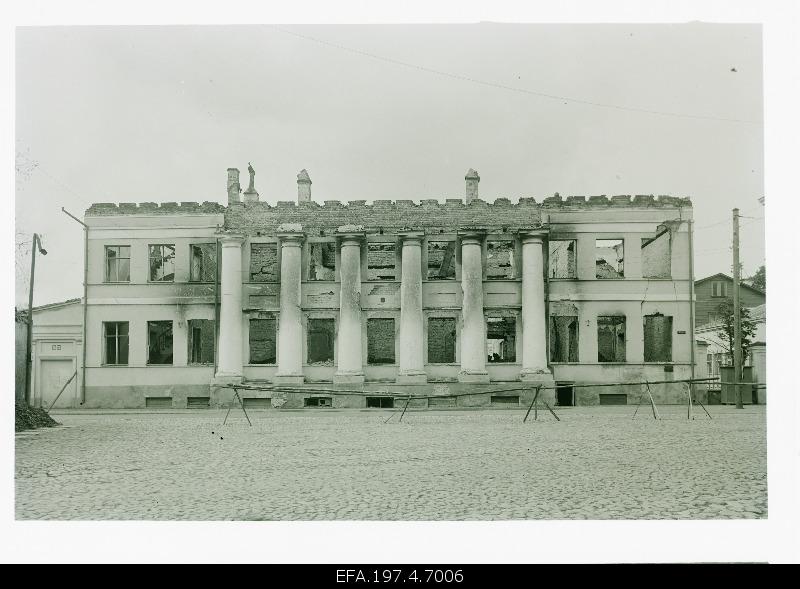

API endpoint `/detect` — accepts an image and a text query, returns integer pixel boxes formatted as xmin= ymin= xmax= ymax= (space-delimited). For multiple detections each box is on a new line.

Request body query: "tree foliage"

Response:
xmin=715 ymin=299 xmax=758 ymax=362
xmin=749 ymin=265 xmax=765 ymax=292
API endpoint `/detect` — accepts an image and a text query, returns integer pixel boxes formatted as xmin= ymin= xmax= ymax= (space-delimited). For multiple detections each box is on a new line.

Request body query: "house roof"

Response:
xmin=31 ymin=298 xmax=82 ymax=312
xmin=695 ymin=273 xmax=765 ymax=296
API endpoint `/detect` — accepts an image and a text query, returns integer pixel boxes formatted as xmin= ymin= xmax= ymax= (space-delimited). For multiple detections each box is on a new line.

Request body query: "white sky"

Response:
xmin=14 ymin=23 xmax=764 ymax=307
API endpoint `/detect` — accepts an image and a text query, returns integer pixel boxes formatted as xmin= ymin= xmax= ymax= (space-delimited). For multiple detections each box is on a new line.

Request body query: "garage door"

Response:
xmin=40 ymin=359 xmax=76 ymax=409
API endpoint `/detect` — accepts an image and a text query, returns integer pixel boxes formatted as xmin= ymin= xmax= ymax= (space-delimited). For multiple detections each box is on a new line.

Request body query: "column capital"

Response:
xmin=277 ymin=231 xmax=306 ymax=245
xmin=458 ymin=228 xmax=486 ymax=244
xmin=217 ymin=232 xmax=245 ymax=246
xmin=336 ymin=231 xmax=365 ymax=245
xmin=519 ymin=229 xmax=548 ymax=245
xmin=398 ymin=230 xmax=425 ymax=244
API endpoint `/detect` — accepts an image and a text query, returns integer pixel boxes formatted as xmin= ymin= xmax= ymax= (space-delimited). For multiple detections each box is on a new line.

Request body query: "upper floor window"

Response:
xmin=548 ymin=240 xmax=576 ymax=279
xmin=486 ymin=241 xmax=515 ymax=280
xmin=711 ymin=281 xmax=728 ymax=297
xmin=190 ymin=244 xmax=217 ymax=282
xmin=105 ymin=246 xmax=131 ymax=282
xmin=641 ymin=227 xmax=671 ymax=279
xmin=250 ymin=243 xmax=278 ymax=282
xmin=596 ymin=239 xmax=624 ymax=279
xmin=149 ymin=244 xmax=175 ymax=282
xmin=427 ymin=240 xmax=456 ymax=280
xmin=308 ymin=242 xmax=336 ymax=281
xmin=366 ymin=243 xmax=397 ymax=281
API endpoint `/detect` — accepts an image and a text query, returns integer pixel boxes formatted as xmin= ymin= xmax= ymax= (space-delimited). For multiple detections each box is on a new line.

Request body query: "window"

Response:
xmin=188 ymin=319 xmax=215 ymax=364
xmin=486 ymin=316 xmax=516 ymax=362
xmin=486 ymin=241 xmax=515 ymax=280
xmin=596 ymin=239 xmax=624 ymax=279
xmin=366 ymin=243 xmax=397 ymax=280
xmin=366 ymin=396 xmax=394 ymax=408
xmin=147 ymin=321 xmax=173 ymax=365
xmin=367 ymin=318 xmax=395 ymax=364
xmin=149 ymin=245 xmax=175 ymax=282
xmin=712 ymin=281 xmax=728 ymax=297
xmin=643 ymin=314 xmax=673 ymax=362
xmin=308 ymin=243 xmax=336 ymax=280
xmin=307 ymin=318 xmax=335 ymax=363
xmin=250 ymin=243 xmax=278 ymax=282
xmin=190 ymin=244 xmax=217 ymax=282
xmin=428 ymin=317 xmax=456 ymax=363
xmin=105 ymin=246 xmax=131 ymax=282
xmin=426 ymin=240 xmax=456 ymax=280
xmin=103 ymin=322 xmax=129 ymax=365
xmin=249 ymin=318 xmax=277 ymax=364
xmin=549 ymin=240 xmax=576 ymax=278
xmin=597 ymin=316 xmax=626 ymax=362
xmin=304 ymin=397 xmax=332 ymax=407
xmin=549 ymin=315 xmax=579 ymax=362
xmin=641 ymin=228 xmax=671 ymax=278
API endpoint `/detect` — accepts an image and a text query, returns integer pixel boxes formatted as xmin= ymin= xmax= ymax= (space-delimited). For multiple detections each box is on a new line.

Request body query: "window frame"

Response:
xmin=104 ymin=245 xmax=131 ymax=283
xmin=427 ymin=316 xmax=458 ymax=364
xmin=146 ymin=320 xmax=174 ymax=366
xmin=595 ymin=238 xmax=625 ymax=280
xmin=187 ymin=318 xmax=215 ymax=365
xmin=148 ymin=244 xmax=176 ymax=283
xmin=485 ymin=315 xmax=517 ymax=363
xmin=597 ymin=315 xmax=627 ymax=363
xmin=548 ymin=239 xmax=577 ymax=279
xmin=425 ymin=239 xmax=457 ymax=281
xmin=366 ymin=317 xmax=396 ymax=365
xmin=189 ymin=243 xmax=218 ymax=283
xmin=102 ymin=321 xmax=129 ymax=366
xmin=249 ymin=242 xmax=279 ymax=283
xmin=248 ymin=317 xmax=277 ymax=365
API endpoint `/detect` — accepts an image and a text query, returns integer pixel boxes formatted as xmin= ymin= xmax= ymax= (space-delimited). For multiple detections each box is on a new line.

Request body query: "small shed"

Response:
xmin=30 ymin=299 xmax=83 ymax=408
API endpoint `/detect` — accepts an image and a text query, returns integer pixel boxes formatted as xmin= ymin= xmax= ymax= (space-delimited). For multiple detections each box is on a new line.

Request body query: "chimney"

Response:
xmin=227 ymin=168 xmax=240 ymax=205
xmin=242 ymin=162 xmax=259 ymax=203
xmin=297 ymin=169 xmax=312 ymax=203
xmin=465 ymin=168 xmax=480 ymax=203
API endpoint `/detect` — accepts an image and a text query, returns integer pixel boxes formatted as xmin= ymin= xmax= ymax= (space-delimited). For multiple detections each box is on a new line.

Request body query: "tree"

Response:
xmin=748 ymin=265 xmax=765 ymax=292
xmin=714 ymin=299 xmax=758 ymax=364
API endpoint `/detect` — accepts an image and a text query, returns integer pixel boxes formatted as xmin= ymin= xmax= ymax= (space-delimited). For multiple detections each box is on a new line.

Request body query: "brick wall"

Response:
xmin=249 ymin=244 xmax=278 ymax=282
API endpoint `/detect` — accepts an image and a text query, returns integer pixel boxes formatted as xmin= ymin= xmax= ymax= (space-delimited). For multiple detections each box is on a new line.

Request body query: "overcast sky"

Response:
xmin=14 ymin=23 xmax=764 ymax=307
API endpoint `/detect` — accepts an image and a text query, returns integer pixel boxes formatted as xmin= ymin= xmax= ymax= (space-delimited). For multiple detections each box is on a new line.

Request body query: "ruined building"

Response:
xmin=29 ymin=166 xmax=696 ymax=409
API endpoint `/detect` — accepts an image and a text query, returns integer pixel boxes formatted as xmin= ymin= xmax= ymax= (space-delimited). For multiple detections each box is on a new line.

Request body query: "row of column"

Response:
xmin=214 ymin=230 xmax=551 ymax=385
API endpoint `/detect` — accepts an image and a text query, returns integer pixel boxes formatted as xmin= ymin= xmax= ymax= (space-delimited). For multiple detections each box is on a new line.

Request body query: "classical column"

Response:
xmin=215 ymin=234 xmax=245 ymax=383
xmin=335 ymin=231 xmax=365 ymax=383
xmin=397 ymin=232 xmax=426 ymax=383
xmin=275 ymin=230 xmax=305 ymax=384
xmin=520 ymin=232 xmax=553 ymax=383
xmin=459 ymin=231 xmax=489 ymax=382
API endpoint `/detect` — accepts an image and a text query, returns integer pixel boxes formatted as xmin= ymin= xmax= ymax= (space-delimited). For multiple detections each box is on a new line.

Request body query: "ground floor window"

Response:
xmin=103 ymin=321 xmax=129 ymax=365
xmin=249 ymin=318 xmax=277 ymax=364
xmin=597 ymin=316 xmax=626 ymax=362
xmin=188 ymin=319 xmax=215 ymax=364
xmin=147 ymin=321 xmax=173 ymax=365
xmin=643 ymin=314 xmax=672 ymax=362
xmin=486 ymin=316 xmax=516 ymax=362
xmin=428 ymin=317 xmax=456 ymax=363
xmin=367 ymin=318 xmax=395 ymax=364
xmin=307 ymin=318 xmax=335 ymax=364
xmin=549 ymin=315 xmax=579 ymax=362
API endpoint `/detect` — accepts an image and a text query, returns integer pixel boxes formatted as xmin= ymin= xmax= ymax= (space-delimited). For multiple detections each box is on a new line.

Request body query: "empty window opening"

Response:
xmin=103 ymin=321 xmax=129 ymax=365
xmin=188 ymin=319 xmax=215 ymax=364
xmin=367 ymin=243 xmax=397 ymax=280
xmin=711 ymin=281 xmax=728 ymax=298
xmin=597 ymin=316 xmax=626 ymax=362
xmin=149 ymin=244 xmax=176 ymax=282
xmin=187 ymin=397 xmax=210 ymax=409
xmin=249 ymin=318 xmax=277 ymax=364
xmin=308 ymin=242 xmax=336 ymax=281
xmin=596 ymin=239 xmax=624 ymax=279
xmin=307 ymin=318 xmax=335 ymax=364
xmin=427 ymin=240 xmax=456 ymax=280
xmin=428 ymin=317 xmax=456 ymax=363
xmin=190 ymin=243 xmax=217 ymax=282
xmin=367 ymin=318 xmax=395 ymax=364
xmin=250 ymin=243 xmax=278 ymax=282
xmin=548 ymin=240 xmax=576 ymax=279
xmin=641 ymin=227 xmax=671 ymax=278
xmin=147 ymin=321 xmax=173 ymax=365
xmin=105 ymin=246 xmax=131 ymax=282
xmin=486 ymin=241 xmax=515 ymax=280
xmin=486 ymin=316 xmax=516 ymax=362
xmin=243 ymin=398 xmax=272 ymax=409
xmin=549 ymin=315 xmax=579 ymax=363
xmin=145 ymin=397 xmax=172 ymax=408
xmin=643 ymin=314 xmax=673 ymax=362
xmin=491 ymin=395 xmax=519 ymax=405
xmin=304 ymin=396 xmax=332 ymax=407
xmin=366 ymin=396 xmax=394 ymax=408
xmin=555 ymin=384 xmax=575 ymax=407
xmin=599 ymin=393 xmax=627 ymax=405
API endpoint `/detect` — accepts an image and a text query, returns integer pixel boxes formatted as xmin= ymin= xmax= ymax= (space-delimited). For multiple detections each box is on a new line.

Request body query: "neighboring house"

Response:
xmin=33 ymin=165 xmax=698 ymax=409
xmin=694 ymin=273 xmax=765 ymax=327
xmin=15 ymin=308 xmax=29 ymax=403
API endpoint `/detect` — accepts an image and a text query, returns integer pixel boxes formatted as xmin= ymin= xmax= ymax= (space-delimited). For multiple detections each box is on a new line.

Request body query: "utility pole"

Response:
xmin=732 ymin=209 xmax=743 ymax=409
xmin=24 ymin=233 xmax=48 ymax=406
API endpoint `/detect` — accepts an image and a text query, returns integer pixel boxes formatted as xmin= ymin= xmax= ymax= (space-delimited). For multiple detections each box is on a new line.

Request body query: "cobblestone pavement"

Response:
xmin=15 ymin=405 xmax=767 ymax=520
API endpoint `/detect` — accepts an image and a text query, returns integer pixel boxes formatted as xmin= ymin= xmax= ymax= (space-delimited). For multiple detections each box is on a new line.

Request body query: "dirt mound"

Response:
xmin=15 ymin=403 xmax=60 ymax=432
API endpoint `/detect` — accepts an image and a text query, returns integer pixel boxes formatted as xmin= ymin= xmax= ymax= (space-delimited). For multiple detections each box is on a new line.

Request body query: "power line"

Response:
xmin=269 ymin=25 xmax=763 ymax=126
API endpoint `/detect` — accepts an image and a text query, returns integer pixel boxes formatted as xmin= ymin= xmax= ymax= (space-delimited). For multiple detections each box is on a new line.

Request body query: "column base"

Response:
xmin=273 ymin=374 xmax=305 ymax=385
xmin=519 ymin=368 xmax=554 ymax=383
xmin=458 ymin=370 xmax=490 ymax=384
xmin=212 ymin=372 xmax=243 ymax=386
xmin=396 ymin=371 xmax=427 ymax=384
xmin=334 ymin=372 xmax=365 ymax=384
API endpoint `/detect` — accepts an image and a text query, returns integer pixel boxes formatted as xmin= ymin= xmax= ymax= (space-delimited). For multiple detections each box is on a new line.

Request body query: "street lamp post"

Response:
xmin=24 ymin=233 xmax=47 ymax=406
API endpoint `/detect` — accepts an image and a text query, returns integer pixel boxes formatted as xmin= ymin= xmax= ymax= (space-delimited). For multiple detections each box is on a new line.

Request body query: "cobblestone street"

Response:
xmin=15 ymin=406 xmax=767 ymax=520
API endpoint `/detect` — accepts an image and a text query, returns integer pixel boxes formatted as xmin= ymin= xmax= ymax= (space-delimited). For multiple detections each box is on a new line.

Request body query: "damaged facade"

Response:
xmin=32 ymin=166 xmax=695 ymax=409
